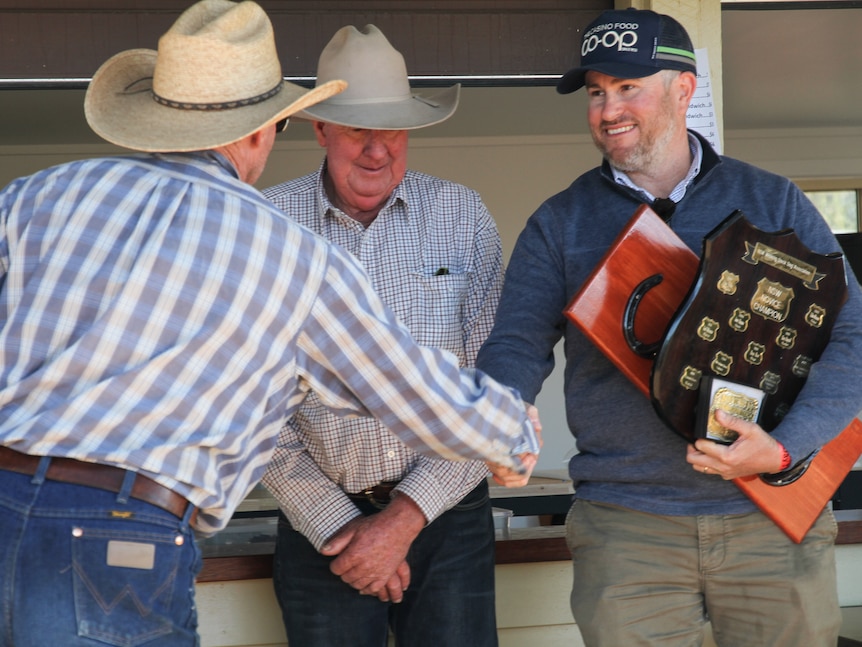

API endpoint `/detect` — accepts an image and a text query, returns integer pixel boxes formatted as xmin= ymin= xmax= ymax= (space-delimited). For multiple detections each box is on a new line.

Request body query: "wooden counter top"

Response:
xmin=197 ymin=514 xmax=862 ymax=583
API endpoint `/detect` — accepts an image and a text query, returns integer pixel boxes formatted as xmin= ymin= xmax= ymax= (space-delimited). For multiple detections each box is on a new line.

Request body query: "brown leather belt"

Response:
xmin=346 ymin=481 xmax=400 ymax=509
xmin=0 ymin=446 xmax=195 ymax=522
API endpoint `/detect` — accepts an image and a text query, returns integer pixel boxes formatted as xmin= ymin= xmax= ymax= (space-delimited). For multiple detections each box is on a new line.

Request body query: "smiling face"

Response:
xmin=314 ymin=121 xmax=409 ymax=224
xmin=585 ymin=69 xmax=694 ymax=182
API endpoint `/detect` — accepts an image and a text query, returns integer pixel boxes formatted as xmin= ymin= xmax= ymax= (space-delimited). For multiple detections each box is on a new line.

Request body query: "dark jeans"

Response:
xmin=0 ymin=465 xmax=201 ymax=647
xmin=272 ymin=479 xmax=498 ymax=647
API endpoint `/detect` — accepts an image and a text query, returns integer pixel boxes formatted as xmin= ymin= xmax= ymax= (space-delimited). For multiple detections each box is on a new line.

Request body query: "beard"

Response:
xmin=593 ymin=91 xmax=680 ymax=175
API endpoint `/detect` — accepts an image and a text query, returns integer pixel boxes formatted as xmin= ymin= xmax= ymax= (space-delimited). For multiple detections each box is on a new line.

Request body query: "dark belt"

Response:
xmin=0 ymin=446 xmax=196 ymax=522
xmin=346 ymin=481 xmax=400 ymax=509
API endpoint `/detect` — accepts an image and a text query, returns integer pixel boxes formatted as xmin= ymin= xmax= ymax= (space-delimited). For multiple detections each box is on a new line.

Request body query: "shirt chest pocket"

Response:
xmin=407 ymin=269 xmax=471 ymax=355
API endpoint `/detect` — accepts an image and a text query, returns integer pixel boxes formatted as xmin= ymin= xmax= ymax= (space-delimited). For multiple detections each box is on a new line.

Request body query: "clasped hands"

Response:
xmin=320 ymin=494 xmax=425 ymax=603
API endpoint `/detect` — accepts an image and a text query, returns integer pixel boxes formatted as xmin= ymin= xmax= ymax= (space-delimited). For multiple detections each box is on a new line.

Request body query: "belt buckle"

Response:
xmin=362 ymin=486 xmax=390 ymax=510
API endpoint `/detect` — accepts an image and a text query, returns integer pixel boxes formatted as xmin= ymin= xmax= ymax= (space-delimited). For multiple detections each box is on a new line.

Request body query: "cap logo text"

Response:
xmin=582 ymin=23 xmax=640 ymax=56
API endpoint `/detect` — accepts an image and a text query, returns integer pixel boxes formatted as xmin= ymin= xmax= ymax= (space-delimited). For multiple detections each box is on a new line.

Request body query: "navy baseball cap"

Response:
xmin=557 ymin=8 xmax=697 ymax=94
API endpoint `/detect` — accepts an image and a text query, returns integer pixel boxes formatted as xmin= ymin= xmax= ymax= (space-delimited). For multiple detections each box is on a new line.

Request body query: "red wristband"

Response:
xmin=777 ymin=443 xmax=792 ymax=471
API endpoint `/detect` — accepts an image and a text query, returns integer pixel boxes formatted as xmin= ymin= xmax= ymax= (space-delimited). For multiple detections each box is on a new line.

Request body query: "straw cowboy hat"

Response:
xmin=84 ymin=0 xmax=346 ymax=152
xmin=295 ymin=24 xmax=460 ymax=130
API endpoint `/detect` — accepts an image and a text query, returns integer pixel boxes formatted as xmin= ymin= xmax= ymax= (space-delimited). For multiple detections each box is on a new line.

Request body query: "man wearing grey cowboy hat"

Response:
xmin=477 ymin=7 xmax=862 ymax=647
xmin=0 ymin=3 xmax=541 ymax=645
xmin=262 ymin=24 xmax=509 ymax=647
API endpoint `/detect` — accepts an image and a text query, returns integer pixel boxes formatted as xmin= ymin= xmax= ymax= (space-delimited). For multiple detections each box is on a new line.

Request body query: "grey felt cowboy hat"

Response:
xmin=295 ymin=24 xmax=460 ymax=130
xmin=84 ymin=0 xmax=346 ymax=152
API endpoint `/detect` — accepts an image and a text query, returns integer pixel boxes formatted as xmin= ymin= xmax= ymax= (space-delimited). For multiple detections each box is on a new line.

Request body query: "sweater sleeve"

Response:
xmin=477 ymin=200 xmax=570 ymax=402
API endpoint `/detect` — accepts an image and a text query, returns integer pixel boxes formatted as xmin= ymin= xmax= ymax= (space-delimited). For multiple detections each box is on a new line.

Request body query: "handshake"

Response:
xmin=486 ymin=402 xmax=543 ymax=488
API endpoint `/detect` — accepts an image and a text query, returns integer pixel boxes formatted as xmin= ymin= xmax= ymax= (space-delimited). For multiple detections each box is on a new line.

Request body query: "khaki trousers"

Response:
xmin=566 ymin=499 xmax=841 ymax=647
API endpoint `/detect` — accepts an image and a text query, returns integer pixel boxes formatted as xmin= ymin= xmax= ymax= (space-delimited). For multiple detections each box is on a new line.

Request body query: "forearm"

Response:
xmin=262 ymin=439 xmax=362 ymax=551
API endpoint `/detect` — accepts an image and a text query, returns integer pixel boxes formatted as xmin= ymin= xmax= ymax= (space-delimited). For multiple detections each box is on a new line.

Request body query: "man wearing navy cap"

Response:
xmin=477 ymin=8 xmax=862 ymax=646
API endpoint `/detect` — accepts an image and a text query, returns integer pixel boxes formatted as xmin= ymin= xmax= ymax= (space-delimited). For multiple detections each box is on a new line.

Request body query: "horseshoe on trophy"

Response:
xmin=623 ymin=273 xmax=665 ymax=358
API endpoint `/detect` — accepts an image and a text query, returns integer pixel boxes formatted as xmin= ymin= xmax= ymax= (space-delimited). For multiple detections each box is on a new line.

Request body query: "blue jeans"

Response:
xmin=272 ymin=480 xmax=498 ymax=647
xmin=0 ymin=464 xmax=202 ymax=647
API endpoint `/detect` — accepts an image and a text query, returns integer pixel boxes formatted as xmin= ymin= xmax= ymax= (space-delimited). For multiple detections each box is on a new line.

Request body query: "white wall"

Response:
xmin=194 ymin=545 xmax=862 ymax=647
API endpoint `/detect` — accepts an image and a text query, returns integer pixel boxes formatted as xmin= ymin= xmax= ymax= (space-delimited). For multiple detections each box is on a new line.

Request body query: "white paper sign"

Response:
xmin=686 ymin=48 xmax=721 ymax=155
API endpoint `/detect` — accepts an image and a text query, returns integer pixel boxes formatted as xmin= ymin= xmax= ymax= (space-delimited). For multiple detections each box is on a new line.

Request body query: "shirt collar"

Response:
xmin=200 ymin=150 xmax=240 ymax=178
xmin=611 ymin=132 xmax=703 ymax=204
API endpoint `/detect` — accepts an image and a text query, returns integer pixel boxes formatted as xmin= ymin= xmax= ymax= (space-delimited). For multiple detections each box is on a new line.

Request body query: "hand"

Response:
xmin=526 ymin=403 xmax=544 ymax=450
xmin=487 ymin=451 xmax=537 ymax=487
xmin=487 ymin=402 xmax=542 ymax=487
xmin=686 ymin=409 xmax=785 ymax=479
xmin=320 ymin=495 xmax=425 ymax=602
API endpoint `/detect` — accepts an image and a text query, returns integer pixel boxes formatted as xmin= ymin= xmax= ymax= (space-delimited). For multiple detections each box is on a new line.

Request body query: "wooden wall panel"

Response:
xmin=0 ymin=1 xmax=610 ymax=86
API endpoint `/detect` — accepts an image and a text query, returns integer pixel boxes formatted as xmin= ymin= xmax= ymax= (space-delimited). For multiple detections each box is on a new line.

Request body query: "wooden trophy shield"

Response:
xmin=564 ymin=205 xmax=700 ymax=396
xmin=651 ymin=211 xmax=848 ymax=443
xmin=567 ymin=206 xmax=862 ymax=543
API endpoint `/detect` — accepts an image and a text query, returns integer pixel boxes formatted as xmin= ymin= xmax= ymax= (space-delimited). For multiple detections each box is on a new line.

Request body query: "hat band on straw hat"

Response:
xmin=152 ymin=80 xmax=284 ymax=111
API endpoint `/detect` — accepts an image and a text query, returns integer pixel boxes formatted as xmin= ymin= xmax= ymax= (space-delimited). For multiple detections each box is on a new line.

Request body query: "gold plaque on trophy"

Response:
xmin=696 ymin=376 xmax=766 ymax=444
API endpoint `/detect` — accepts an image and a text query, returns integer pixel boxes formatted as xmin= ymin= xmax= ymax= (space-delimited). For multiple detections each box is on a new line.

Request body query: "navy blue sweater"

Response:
xmin=477 ymin=133 xmax=862 ymax=515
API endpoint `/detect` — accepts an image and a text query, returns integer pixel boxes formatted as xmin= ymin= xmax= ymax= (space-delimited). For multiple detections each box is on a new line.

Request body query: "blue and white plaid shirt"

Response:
xmin=262 ymin=165 xmax=503 ymax=548
xmin=0 ymin=151 xmax=537 ymax=534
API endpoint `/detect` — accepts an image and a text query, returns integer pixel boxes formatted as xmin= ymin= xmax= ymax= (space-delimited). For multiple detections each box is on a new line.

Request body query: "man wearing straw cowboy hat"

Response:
xmin=0 ymin=2 xmax=540 ymax=645
xmin=262 ymin=24 xmax=503 ymax=647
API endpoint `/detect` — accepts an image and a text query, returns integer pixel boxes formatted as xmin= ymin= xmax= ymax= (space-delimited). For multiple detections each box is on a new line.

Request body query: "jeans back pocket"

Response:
xmin=72 ymin=525 xmax=196 ymax=646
